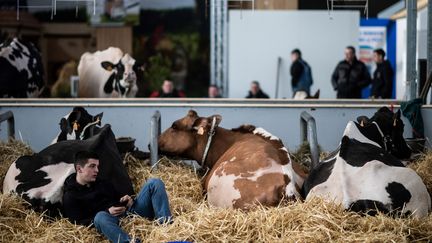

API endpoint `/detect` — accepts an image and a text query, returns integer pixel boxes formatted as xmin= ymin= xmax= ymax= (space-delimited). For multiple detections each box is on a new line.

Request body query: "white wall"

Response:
xmin=228 ymin=10 xmax=360 ymax=99
xmin=395 ymin=7 xmax=429 ymax=100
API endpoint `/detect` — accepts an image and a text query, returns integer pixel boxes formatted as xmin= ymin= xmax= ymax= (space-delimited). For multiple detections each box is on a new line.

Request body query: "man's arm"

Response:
xmin=357 ymin=63 xmax=371 ymax=88
xmin=331 ymin=64 xmax=339 ymax=90
xmin=382 ymin=63 xmax=394 ymax=98
xmin=290 ymin=61 xmax=303 ymax=86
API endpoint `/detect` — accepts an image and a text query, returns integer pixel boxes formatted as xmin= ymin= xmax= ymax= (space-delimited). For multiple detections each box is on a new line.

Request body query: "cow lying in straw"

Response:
xmin=158 ymin=110 xmax=306 ymax=209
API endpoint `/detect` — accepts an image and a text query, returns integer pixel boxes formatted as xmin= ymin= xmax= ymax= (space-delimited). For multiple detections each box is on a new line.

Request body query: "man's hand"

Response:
xmin=108 ymin=206 xmax=126 ymax=216
xmin=119 ymin=195 xmax=133 ymax=208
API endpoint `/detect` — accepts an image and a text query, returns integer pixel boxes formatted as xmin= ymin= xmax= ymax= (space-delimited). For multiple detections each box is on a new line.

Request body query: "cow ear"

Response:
xmin=60 ymin=118 xmax=71 ymax=133
xmin=192 ymin=115 xmax=222 ymax=135
xmin=101 ymin=61 xmax=115 ymax=71
xmin=94 ymin=112 xmax=103 ymax=124
xmin=356 ymin=116 xmax=370 ymax=127
xmin=187 ymin=110 xmax=198 ymax=118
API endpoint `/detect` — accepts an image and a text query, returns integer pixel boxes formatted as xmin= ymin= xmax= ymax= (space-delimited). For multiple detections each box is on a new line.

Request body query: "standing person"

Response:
xmin=245 ymin=81 xmax=269 ymax=99
xmin=290 ymin=49 xmax=313 ymax=97
xmin=331 ymin=46 xmax=371 ymax=98
xmin=371 ymin=48 xmax=394 ymax=99
xmin=63 ymin=151 xmax=172 ymax=243
xmin=207 ymin=84 xmax=222 ymax=98
xmin=150 ymin=80 xmax=186 ymax=97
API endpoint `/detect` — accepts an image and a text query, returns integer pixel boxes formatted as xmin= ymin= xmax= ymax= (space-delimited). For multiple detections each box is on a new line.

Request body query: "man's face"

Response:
xmin=373 ymin=52 xmax=383 ymax=64
xmin=251 ymin=83 xmax=259 ymax=95
xmin=77 ymin=159 xmax=99 ymax=184
xmin=162 ymin=81 xmax=174 ymax=94
xmin=344 ymin=48 xmax=355 ymax=63
xmin=291 ymin=53 xmax=299 ymax=62
xmin=208 ymin=86 xmax=219 ymax=97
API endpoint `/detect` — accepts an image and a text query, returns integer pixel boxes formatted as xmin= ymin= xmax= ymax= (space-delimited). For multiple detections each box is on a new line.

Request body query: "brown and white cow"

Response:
xmin=158 ymin=110 xmax=306 ymax=209
xmin=78 ymin=47 xmax=143 ymax=98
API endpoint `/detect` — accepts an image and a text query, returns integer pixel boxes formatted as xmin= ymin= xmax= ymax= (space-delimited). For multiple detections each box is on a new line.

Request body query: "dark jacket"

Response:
xmin=371 ymin=60 xmax=393 ymax=99
xmin=331 ymin=58 xmax=371 ymax=98
xmin=246 ymin=90 xmax=269 ymax=99
xmin=291 ymin=59 xmax=313 ymax=95
xmin=149 ymin=89 xmax=185 ymax=98
xmin=62 ymin=173 xmax=122 ymax=226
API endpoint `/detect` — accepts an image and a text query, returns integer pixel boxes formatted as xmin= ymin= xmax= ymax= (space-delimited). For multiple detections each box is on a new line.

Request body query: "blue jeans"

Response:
xmin=94 ymin=178 xmax=172 ymax=243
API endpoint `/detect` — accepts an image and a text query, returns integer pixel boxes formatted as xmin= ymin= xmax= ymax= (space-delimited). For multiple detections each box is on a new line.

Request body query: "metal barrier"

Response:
xmin=300 ymin=111 xmax=319 ymax=168
xmin=0 ymin=111 xmax=15 ymax=139
xmin=150 ymin=111 xmax=161 ymax=168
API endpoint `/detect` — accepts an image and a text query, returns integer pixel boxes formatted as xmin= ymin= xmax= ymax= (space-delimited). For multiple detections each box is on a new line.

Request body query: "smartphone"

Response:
xmin=114 ymin=200 xmax=128 ymax=207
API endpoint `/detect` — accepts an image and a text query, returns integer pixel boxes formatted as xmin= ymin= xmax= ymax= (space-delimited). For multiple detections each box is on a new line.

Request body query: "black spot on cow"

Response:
xmin=339 ymin=136 xmax=404 ymax=167
xmin=349 ymin=200 xmax=389 ymax=216
xmin=386 ymin=181 xmax=412 ymax=211
xmin=301 ymin=158 xmax=336 ymax=198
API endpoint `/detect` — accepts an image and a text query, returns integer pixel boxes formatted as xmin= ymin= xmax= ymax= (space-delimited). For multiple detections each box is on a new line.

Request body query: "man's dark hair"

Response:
xmin=251 ymin=80 xmax=260 ymax=86
xmin=74 ymin=151 xmax=99 ymax=170
xmin=374 ymin=48 xmax=386 ymax=58
xmin=291 ymin=48 xmax=302 ymax=57
xmin=346 ymin=46 xmax=356 ymax=55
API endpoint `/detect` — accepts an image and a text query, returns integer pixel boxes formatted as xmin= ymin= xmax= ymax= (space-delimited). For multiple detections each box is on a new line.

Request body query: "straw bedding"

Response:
xmin=1 ymin=140 xmax=432 ymax=242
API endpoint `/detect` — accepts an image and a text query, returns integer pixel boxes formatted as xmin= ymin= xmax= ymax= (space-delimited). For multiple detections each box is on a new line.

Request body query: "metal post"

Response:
xmin=222 ymin=0 xmax=228 ymax=98
xmin=428 ymin=0 xmax=432 ymax=104
xmin=405 ymin=0 xmax=417 ymax=101
xmin=300 ymin=111 xmax=319 ymax=169
xmin=150 ymin=111 xmax=161 ymax=168
xmin=0 ymin=111 xmax=15 ymax=139
xmin=275 ymin=57 xmax=282 ymax=98
xmin=210 ymin=0 xmax=216 ymax=87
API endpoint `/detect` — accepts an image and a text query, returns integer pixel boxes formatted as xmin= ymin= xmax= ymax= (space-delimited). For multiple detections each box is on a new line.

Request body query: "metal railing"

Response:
xmin=0 ymin=111 xmax=15 ymax=139
xmin=300 ymin=111 xmax=319 ymax=169
xmin=150 ymin=111 xmax=161 ymax=168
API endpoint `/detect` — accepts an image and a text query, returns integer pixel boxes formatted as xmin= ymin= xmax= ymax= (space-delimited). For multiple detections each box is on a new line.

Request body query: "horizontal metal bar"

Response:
xmin=18 ymin=5 xmax=52 ymax=8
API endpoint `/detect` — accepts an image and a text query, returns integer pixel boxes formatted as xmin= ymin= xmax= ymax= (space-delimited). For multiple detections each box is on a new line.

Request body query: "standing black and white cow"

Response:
xmin=303 ymin=107 xmax=430 ymax=218
xmin=52 ymin=107 xmax=103 ymax=144
xmin=78 ymin=47 xmax=143 ymax=98
xmin=2 ymin=125 xmax=134 ymax=215
xmin=0 ymin=37 xmax=45 ymax=98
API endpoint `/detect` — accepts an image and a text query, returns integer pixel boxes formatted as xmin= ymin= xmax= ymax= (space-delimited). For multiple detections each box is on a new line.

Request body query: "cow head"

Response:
xmin=101 ymin=54 xmax=142 ymax=97
xmin=356 ymin=107 xmax=411 ymax=159
xmin=56 ymin=107 xmax=103 ymax=143
xmin=158 ymin=110 xmax=222 ymax=159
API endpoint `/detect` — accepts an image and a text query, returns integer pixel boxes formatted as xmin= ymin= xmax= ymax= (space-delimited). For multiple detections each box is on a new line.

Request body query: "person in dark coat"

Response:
xmin=207 ymin=84 xmax=222 ymax=98
xmin=371 ymin=48 xmax=394 ymax=99
xmin=245 ymin=81 xmax=269 ymax=99
xmin=63 ymin=151 xmax=172 ymax=243
xmin=290 ymin=49 xmax=313 ymax=97
xmin=150 ymin=80 xmax=186 ymax=98
xmin=331 ymin=46 xmax=371 ymax=98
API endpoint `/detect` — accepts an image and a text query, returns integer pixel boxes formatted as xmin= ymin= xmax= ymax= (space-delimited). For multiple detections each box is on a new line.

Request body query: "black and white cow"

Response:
xmin=0 ymin=37 xmax=45 ymax=98
xmin=52 ymin=107 xmax=103 ymax=144
xmin=78 ymin=47 xmax=144 ymax=98
xmin=2 ymin=124 xmax=133 ymax=215
xmin=303 ymin=107 xmax=430 ymax=218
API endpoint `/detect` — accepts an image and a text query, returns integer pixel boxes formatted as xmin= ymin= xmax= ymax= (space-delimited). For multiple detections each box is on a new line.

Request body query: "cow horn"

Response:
xmin=393 ymin=119 xmax=397 ymax=127
xmin=360 ymin=120 xmax=364 ymax=127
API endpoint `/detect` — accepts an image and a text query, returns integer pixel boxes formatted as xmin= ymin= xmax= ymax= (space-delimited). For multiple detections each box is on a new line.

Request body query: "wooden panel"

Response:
xmin=96 ymin=27 xmax=132 ymax=54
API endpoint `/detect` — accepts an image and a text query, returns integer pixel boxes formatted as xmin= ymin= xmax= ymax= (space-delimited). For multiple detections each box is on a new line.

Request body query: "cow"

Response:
xmin=0 ymin=37 xmax=45 ymax=98
xmin=51 ymin=60 xmax=77 ymax=98
xmin=78 ymin=47 xmax=143 ymax=98
xmin=51 ymin=106 xmax=103 ymax=144
xmin=158 ymin=110 xmax=306 ymax=209
xmin=302 ymin=107 xmax=430 ymax=218
xmin=2 ymin=124 xmax=134 ymax=216
xmin=293 ymin=89 xmax=320 ymax=100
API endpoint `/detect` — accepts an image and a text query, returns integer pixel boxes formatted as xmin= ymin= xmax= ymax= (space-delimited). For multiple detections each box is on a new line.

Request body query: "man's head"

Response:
xmin=208 ymin=85 xmax=220 ymax=98
xmin=373 ymin=48 xmax=385 ymax=64
xmin=344 ymin=46 xmax=356 ymax=63
xmin=291 ymin=49 xmax=301 ymax=62
xmin=162 ymin=80 xmax=174 ymax=94
xmin=250 ymin=81 xmax=261 ymax=95
xmin=74 ymin=151 xmax=100 ymax=185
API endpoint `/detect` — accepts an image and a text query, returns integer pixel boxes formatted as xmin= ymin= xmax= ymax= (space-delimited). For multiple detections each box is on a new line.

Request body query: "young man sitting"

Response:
xmin=62 ymin=151 xmax=172 ymax=242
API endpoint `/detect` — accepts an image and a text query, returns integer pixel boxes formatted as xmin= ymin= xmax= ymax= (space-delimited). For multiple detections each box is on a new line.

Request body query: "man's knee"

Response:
xmin=94 ymin=211 xmax=111 ymax=228
xmin=147 ymin=178 xmax=165 ymax=190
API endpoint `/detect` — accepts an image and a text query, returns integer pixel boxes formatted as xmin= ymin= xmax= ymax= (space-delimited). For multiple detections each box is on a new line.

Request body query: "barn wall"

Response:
xmin=228 ymin=10 xmax=359 ymax=99
xmin=96 ymin=26 xmax=132 ymax=55
xmin=1 ymin=99 xmax=430 ymax=153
